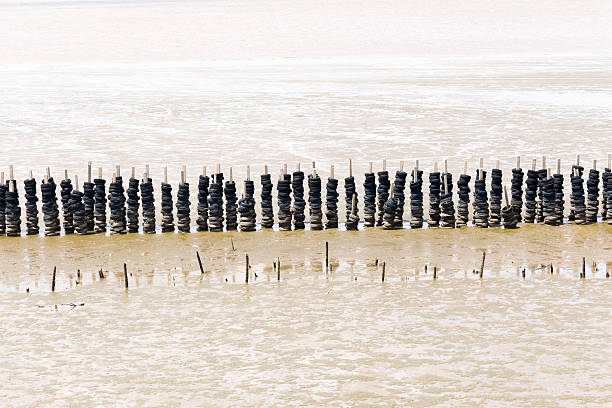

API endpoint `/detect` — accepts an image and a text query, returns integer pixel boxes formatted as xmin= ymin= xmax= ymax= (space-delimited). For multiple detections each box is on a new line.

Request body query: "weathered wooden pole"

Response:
xmin=479 ymin=252 xmax=486 ymax=279
xmin=196 ymin=251 xmax=204 ymax=274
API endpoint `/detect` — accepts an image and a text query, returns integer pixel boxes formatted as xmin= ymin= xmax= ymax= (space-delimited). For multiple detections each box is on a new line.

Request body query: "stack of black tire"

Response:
xmin=489 ymin=169 xmax=502 ymax=226
xmin=196 ymin=174 xmax=209 ymax=231
xmin=277 ymin=174 xmax=292 ymax=231
xmin=392 ymin=170 xmax=407 ymax=228
xmin=5 ymin=181 xmax=21 ymax=236
xmin=325 ymin=175 xmax=339 ymax=229
xmin=0 ymin=181 xmax=5 ymax=235
xmin=363 ymin=171 xmax=376 ymax=227
xmin=208 ymin=174 xmax=224 ymax=232
xmin=568 ymin=165 xmax=584 ymax=221
xmin=382 ymin=193 xmax=397 ymax=230
xmin=510 ymin=168 xmax=524 ymax=221
xmin=176 ymin=181 xmax=191 ymax=233
xmin=570 ymin=168 xmax=586 ymax=224
xmin=542 ymin=175 xmax=558 ymax=225
xmin=501 ymin=201 xmax=518 ymax=229
xmin=428 ymin=171 xmax=441 ymax=227
xmin=456 ymin=173 xmax=470 ymax=227
xmin=376 ymin=170 xmax=390 ymax=226
xmin=108 ymin=176 xmax=127 ymax=234
xmin=70 ymin=186 xmax=88 ymax=234
xmin=224 ymin=179 xmax=237 ymax=231
xmin=473 ymin=171 xmax=489 ymax=228
xmin=344 ymin=175 xmax=358 ymax=228
xmin=41 ymin=178 xmax=60 ymax=236
xmin=603 ymin=166 xmax=611 ymax=223
xmin=605 ymin=167 xmax=612 ymax=224
xmin=260 ymin=173 xmax=274 ymax=229
xmin=345 ymin=175 xmax=359 ymax=231
xmin=127 ymin=177 xmax=140 ymax=233
xmin=83 ymin=180 xmax=95 ymax=233
xmin=161 ymin=181 xmax=174 ymax=232
xmin=308 ymin=173 xmax=323 ymax=230
xmin=60 ymin=178 xmax=74 ymax=234
xmin=553 ymin=173 xmax=564 ymax=224
xmin=440 ymin=172 xmax=455 ymax=228
xmin=238 ymin=180 xmax=256 ymax=232
xmin=140 ymin=177 xmax=156 ymax=234
xmin=94 ymin=177 xmax=107 ymax=233
xmin=536 ymin=168 xmax=547 ymax=223
xmin=24 ymin=178 xmax=39 ymax=235
xmin=524 ymin=169 xmax=538 ymax=223
xmin=409 ymin=170 xmax=424 ymax=228
xmin=586 ymin=168 xmax=599 ymax=223
xmin=292 ymin=171 xmax=306 ymax=230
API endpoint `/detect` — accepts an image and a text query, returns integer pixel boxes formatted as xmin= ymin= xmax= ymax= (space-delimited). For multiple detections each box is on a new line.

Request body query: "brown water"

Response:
xmin=1 ymin=0 xmax=612 ymax=406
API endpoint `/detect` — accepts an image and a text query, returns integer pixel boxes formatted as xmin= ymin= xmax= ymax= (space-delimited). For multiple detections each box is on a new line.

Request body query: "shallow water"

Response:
xmin=1 ymin=0 xmax=612 ymax=406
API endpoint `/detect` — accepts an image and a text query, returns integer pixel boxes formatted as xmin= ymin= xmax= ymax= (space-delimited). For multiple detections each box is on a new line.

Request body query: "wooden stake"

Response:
xmin=608 ymin=153 xmax=611 ymax=169
xmin=9 ymin=165 xmax=14 ymax=181
xmin=180 ymin=170 xmax=185 ymax=186
xmin=556 ymin=159 xmax=561 ymax=175
xmin=230 ymin=167 xmax=233 ymax=182
xmin=434 ymin=162 xmax=438 ymax=173
xmin=516 ymin=156 xmax=520 ymax=170
xmin=74 ymin=175 xmax=79 ymax=192
xmin=130 ymin=166 xmax=134 ymax=179
xmin=264 ymin=165 xmax=268 ymax=175
xmin=433 ymin=266 xmax=437 ymax=280
xmin=202 ymin=165 xmax=206 ymax=177
xmin=29 ymin=170 xmax=33 ymax=180
xmin=382 ymin=159 xmax=386 ymax=172
xmin=112 ymin=172 xmax=116 ymax=183
xmin=246 ymin=165 xmax=250 ymax=181
xmin=463 ymin=160 xmax=467 ymax=175
xmin=400 ymin=160 xmax=404 ymax=172
xmin=124 ymin=263 xmax=128 ymax=289
xmin=369 ymin=161 xmax=373 ymax=173
xmin=576 ymin=154 xmax=580 ymax=166
xmin=592 ymin=160 xmax=597 ymax=170
xmin=349 ymin=159 xmax=352 ymax=178
xmin=504 ymin=185 xmax=509 ymax=207
xmin=531 ymin=159 xmax=536 ymax=171
xmin=283 ymin=163 xmax=287 ymax=175
xmin=64 ymin=169 xmax=68 ymax=181
xmin=495 ymin=159 xmax=500 ymax=170
xmin=0 ymin=171 xmax=4 ymax=185
xmin=245 ymin=254 xmax=249 ymax=283
xmin=297 ymin=162 xmax=301 ymax=172
xmin=312 ymin=161 xmax=316 ymax=171
xmin=444 ymin=159 xmax=447 ymax=174
xmin=277 ymin=257 xmax=281 ymax=281
xmin=142 ymin=172 xmax=147 ymax=183
xmin=325 ymin=241 xmax=329 ymax=272
xmin=51 ymin=266 xmax=56 ymax=292
xmin=582 ymin=257 xmax=586 ymax=279
xmin=547 ymin=168 xmax=551 ymax=180
xmin=415 ymin=160 xmax=419 ymax=172
xmin=88 ymin=162 xmax=92 ymax=183
xmin=98 ymin=167 xmax=102 ymax=179
xmin=382 ymin=262 xmax=386 ymax=282
xmin=480 ymin=252 xmax=486 ymax=279
xmin=330 ymin=165 xmax=334 ymax=179
xmin=146 ymin=164 xmax=150 ymax=179
xmin=542 ymin=156 xmax=546 ymax=170
xmin=116 ymin=165 xmax=121 ymax=178
xmin=46 ymin=166 xmax=51 ymax=179
xmin=163 ymin=167 xmax=167 ymax=184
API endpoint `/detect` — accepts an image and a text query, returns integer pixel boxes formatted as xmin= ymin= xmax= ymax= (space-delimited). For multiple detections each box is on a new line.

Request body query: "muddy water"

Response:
xmin=2 ymin=0 xmax=612 ymax=406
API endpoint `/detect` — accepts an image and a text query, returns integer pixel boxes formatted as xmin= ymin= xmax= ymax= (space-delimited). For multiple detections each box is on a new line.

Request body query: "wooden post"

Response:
xmin=51 ymin=266 xmax=56 ymax=292
xmin=576 ymin=154 xmax=580 ymax=166
xmin=74 ymin=175 xmax=79 ymax=192
xmin=146 ymin=164 xmax=150 ymax=179
xmin=369 ymin=161 xmax=372 ymax=173
xmin=400 ymin=160 xmax=404 ymax=172
xmin=283 ymin=163 xmax=287 ymax=176
xmin=504 ymin=185 xmax=509 ymax=207
xmin=264 ymin=165 xmax=268 ymax=175
xmin=434 ymin=162 xmax=438 ymax=173
xmin=246 ymin=165 xmax=250 ymax=181
xmin=245 ymin=254 xmax=249 ymax=283
xmin=382 ymin=262 xmax=386 ymax=282
xmin=163 ymin=167 xmax=167 ymax=184
xmin=98 ymin=167 xmax=102 ymax=179
xmin=415 ymin=159 xmax=419 ymax=173
xmin=463 ymin=160 xmax=468 ymax=175
xmin=202 ymin=165 xmax=206 ymax=177
xmin=116 ymin=165 xmax=121 ymax=178
xmin=480 ymin=252 xmax=486 ymax=279
xmin=582 ymin=257 xmax=586 ymax=279
xmin=330 ymin=165 xmax=334 ymax=179
xmin=516 ymin=156 xmax=520 ymax=170
xmin=29 ymin=170 xmax=33 ymax=180
xmin=196 ymin=251 xmax=204 ymax=274
xmin=495 ymin=159 xmax=500 ymax=170
xmin=112 ymin=172 xmax=116 ymax=184
xmin=556 ymin=159 xmax=561 ymax=174
xmin=349 ymin=159 xmax=352 ymax=178
xmin=180 ymin=170 xmax=185 ymax=186
xmin=383 ymin=159 xmax=386 ymax=172
xmin=532 ymin=159 xmax=536 ymax=171
xmin=277 ymin=257 xmax=281 ymax=281
xmin=64 ymin=169 xmax=68 ymax=181
xmin=88 ymin=162 xmax=92 ymax=183
xmin=124 ymin=263 xmax=128 ymax=289
xmin=130 ymin=166 xmax=135 ymax=179
xmin=608 ymin=153 xmax=611 ymax=169
xmin=592 ymin=160 xmax=597 ymax=170
xmin=46 ymin=166 xmax=51 ymax=180
xmin=542 ymin=156 xmax=546 ymax=170
xmin=9 ymin=165 xmax=14 ymax=181
xmin=325 ymin=241 xmax=329 ymax=272
xmin=216 ymin=163 xmax=220 ymax=174
xmin=230 ymin=167 xmax=233 ymax=182
xmin=433 ymin=266 xmax=437 ymax=280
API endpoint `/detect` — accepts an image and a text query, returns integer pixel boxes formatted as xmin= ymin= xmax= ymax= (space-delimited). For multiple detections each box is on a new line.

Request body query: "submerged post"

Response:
xmin=196 ymin=251 xmax=204 ymax=274
xmin=124 ymin=263 xmax=128 ymax=289
xmin=480 ymin=252 xmax=486 ymax=279
xmin=245 ymin=253 xmax=249 ymax=283
xmin=51 ymin=266 xmax=57 ymax=292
